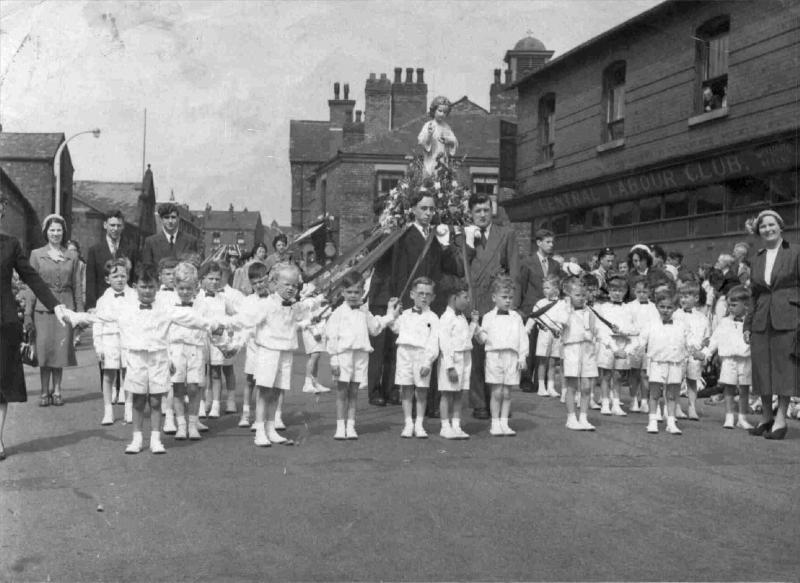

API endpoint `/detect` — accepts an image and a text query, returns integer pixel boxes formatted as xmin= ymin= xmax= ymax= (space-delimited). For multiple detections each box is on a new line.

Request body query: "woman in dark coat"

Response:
xmin=744 ymin=209 xmax=800 ymax=440
xmin=0 ymin=195 xmax=66 ymax=460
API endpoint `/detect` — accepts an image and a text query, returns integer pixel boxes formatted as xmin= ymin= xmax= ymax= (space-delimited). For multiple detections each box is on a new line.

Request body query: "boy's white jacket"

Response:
xmin=438 ymin=306 xmax=478 ymax=369
xmin=92 ymin=286 xmax=137 ymax=352
xmin=639 ymin=318 xmax=702 ymax=363
xmin=224 ymin=293 xmax=324 ymax=351
xmin=702 ymin=316 xmax=750 ymax=359
xmin=546 ymin=302 xmax=615 ymax=351
xmin=324 ymin=302 xmax=394 ymax=366
xmin=390 ymin=307 xmax=440 ymax=367
xmin=475 ymin=307 xmax=529 ymax=361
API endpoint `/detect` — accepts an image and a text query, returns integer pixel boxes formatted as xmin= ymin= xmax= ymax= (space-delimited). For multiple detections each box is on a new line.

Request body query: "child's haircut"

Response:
xmin=200 ymin=261 xmax=223 ymax=279
xmin=133 ymin=263 xmax=159 ymax=285
xmin=178 ymin=252 xmax=202 ymax=268
xmin=444 ymin=279 xmax=470 ymax=299
xmin=157 ymin=257 xmax=179 ymax=273
xmin=103 ymin=257 xmax=130 ymax=277
xmin=727 ymin=285 xmax=751 ymax=303
xmin=543 ymin=273 xmax=561 ymax=288
xmin=581 ymin=273 xmax=599 ymax=288
xmin=631 ymin=274 xmax=649 ymax=290
xmin=490 ymin=273 xmax=515 ymax=294
xmin=707 ymin=267 xmax=725 ymax=291
xmin=562 ymin=275 xmax=584 ymax=295
xmin=248 ymin=261 xmax=268 ymax=282
xmin=412 ymin=276 xmax=435 ymax=291
xmin=216 ymin=260 xmax=231 ymax=277
xmin=677 ymin=279 xmax=701 ymax=295
xmin=653 ymin=289 xmax=678 ymax=306
xmin=607 ymin=274 xmax=628 ymax=291
xmin=340 ymin=270 xmax=364 ymax=290
xmin=174 ymin=262 xmax=199 ymax=284
xmin=667 ymin=250 xmax=684 ymax=263
xmin=269 ymin=262 xmax=301 ymax=283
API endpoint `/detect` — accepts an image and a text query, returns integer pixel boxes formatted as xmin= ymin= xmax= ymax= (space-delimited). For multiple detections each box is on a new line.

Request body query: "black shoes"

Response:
xmin=748 ymin=420 xmax=774 ymax=436
xmin=764 ymin=425 xmax=788 ymax=440
xmin=369 ymin=397 xmax=386 ymax=407
xmin=473 ymin=408 xmax=490 ymax=420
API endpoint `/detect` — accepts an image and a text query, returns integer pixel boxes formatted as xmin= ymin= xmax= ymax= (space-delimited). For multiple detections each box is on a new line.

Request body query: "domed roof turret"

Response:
xmin=513 ymin=35 xmax=547 ymax=52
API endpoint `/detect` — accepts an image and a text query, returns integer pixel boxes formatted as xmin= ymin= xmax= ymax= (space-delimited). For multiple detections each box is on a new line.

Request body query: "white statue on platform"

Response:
xmin=417 ymin=96 xmax=458 ymax=178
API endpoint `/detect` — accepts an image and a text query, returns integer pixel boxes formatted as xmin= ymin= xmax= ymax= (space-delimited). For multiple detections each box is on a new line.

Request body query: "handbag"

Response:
xmin=20 ymin=327 xmax=38 ymax=367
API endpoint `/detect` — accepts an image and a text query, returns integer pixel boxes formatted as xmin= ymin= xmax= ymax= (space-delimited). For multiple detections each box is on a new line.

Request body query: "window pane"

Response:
xmin=551 ymin=214 xmax=568 ymax=235
xmin=567 ymin=209 xmax=586 ymax=233
xmin=770 ymin=171 xmax=798 ymax=203
xmin=639 ymin=196 xmax=661 ymax=222
xmin=664 ymin=191 xmax=689 ymax=218
xmin=589 ymin=207 xmax=607 ymax=229
xmin=611 ymin=201 xmax=636 ymax=226
xmin=705 ymin=34 xmax=729 ymax=80
xmin=728 ymin=177 xmax=768 ymax=208
xmin=695 ymin=184 xmax=725 ymax=213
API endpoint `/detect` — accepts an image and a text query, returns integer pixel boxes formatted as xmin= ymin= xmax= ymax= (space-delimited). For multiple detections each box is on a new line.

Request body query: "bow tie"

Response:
xmin=638 ymin=300 xmax=649 ymax=304
xmin=734 ymin=316 xmax=744 ymax=322
xmin=282 ymin=300 xmax=294 ymax=307
xmin=139 ymin=304 xmax=153 ymax=310
xmin=114 ymin=292 xmax=125 ymax=298
xmin=258 ymin=293 xmax=269 ymax=298
xmin=179 ymin=301 xmax=193 ymax=307
xmin=612 ymin=301 xmax=623 ymax=305
xmin=663 ymin=320 xmax=673 ymax=325
xmin=497 ymin=309 xmax=509 ymax=316
xmin=683 ymin=308 xmax=693 ymax=313
xmin=205 ymin=291 xmax=216 ymax=298
xmin=454 ymin=310 xmax=463 ymax=317
xmin=162 ymin=287 xmax=174 ymax=292
xmin=412 ymin=307 xmax=423 ymax=314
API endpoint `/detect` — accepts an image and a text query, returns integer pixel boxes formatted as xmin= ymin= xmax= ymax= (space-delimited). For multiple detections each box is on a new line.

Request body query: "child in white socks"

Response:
xmin=301 ymin=306 xmax=331 ymax=394
xmin=156 ymin=257 xmax=180 ymax=434
xmin=93 ymin=258 xmax=135 ymax=425
xmin=674 ymin=278 xmax=711 ymax=420
xmin=438 ymin=281 xmax=479 ymax=439
xmin=325 ymin=271 xmax=399 ymax=439
xmin=391 ymin=277 xmax=440 ymax=439
xmin=475 ymin=274 xmax=529 ymax=436
xmin=626 ymin=275 xmax=660 ymax=413
xmin=531 ymin=274 xmax=562 ymax=398
xmin=702 ymin=285 xmax=753 ymax=430
xmin=196 ymin=261 xmax=230 ymax=419
xmin=236 ymin=262 xmax=271 ymax=428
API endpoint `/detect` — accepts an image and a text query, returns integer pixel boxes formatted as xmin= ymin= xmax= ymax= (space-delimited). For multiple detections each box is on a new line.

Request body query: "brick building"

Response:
xmin=192 ymin=204 xmax=265 ymax=257
xmin=0 ymin=167 xmax=41 ymax=252
xmin=503 ymin=0 xmax=800 ymax=265
xmin=289 ymin=38 xmax=547 ymax=256
xmin=0 ymin=132 xmax=74 ymax=249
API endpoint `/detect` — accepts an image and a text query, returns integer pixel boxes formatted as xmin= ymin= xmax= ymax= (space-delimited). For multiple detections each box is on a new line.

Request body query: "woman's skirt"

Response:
xmin=0 ymin=323 xmax=26 ymax=403
xmin=751 ymin=322 xmax=799 ymax=397
xmin=34 ymin=311 xmax=76 ymax=368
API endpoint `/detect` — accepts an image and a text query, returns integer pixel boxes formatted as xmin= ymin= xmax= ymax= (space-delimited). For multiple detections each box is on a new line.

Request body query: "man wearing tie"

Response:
xmin=517 ymin=229 xmax=559 ymax=392
xmin=86 ymin=210 xmax=138 ymax=309
xmin=141 ymin=203 xmax=199 ymax=268
xmin=464 ymin=193 xmax=521 ymax=419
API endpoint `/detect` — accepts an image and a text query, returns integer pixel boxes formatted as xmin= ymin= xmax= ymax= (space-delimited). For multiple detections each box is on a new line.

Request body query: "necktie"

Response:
xmin=541 ymin=257 xmax=548 ymax=276
xmin=454 ymin=310 xmax=463 ymax=317
xmin=479 ymin=227 xmax=487 ymax=249
xmin=139 ymin=304 xmax=153 ymax=310
xmin=114 ymin=292 xmax=125 ymax=298
xmin=169 ymin=235 xmax=175 ymax=249
xmin=639 ymin=301 xmax=649 ymax=305
xmin=179 ymin=301 xmax=193 ymax=307
xmin=497 ymin=309 xmax=509 ymax=316
xmin=258 ymin=293 xmax=269 ymax=298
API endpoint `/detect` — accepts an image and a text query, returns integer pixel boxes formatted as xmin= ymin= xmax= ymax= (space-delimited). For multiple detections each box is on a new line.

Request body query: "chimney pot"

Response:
xmin=343 ymin=83 xmax=350 ymax=100
xmin=504 ymin=69 xmax=512 ymax=84
xmin=334 ymin=82 xmax=341 ymax=99
xmin=405 ymin=67 xmax=413 ymax=83
xmin=393 ymin=67 xmax=402 ymax=83
xmin=416 ymin=68 xmax=425 ymax=84
xmin=369 ymin=72 xmax=376 ymax=80
xmin=494 ymin=68 xmax=501 ymax=84
xmin=380 ymin=73 xmax=387 ymax=80
xmin=356 ymin=110 xmax=363 ymax=122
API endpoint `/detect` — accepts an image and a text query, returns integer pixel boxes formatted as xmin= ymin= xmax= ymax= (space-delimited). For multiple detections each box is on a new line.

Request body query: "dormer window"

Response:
xmin=696 ymin=16 xmax=730 ymax=113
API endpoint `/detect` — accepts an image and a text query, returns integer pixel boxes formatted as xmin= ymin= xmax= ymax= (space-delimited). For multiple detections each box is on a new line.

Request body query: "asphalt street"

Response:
xmin=1 ymin=343 xmax=799 ymax=582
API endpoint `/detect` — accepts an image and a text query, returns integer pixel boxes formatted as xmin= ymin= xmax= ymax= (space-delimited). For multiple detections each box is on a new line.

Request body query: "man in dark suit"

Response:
xmin=465 ymin=193 xmax=521 ymax=418
xmin=141 ymin=203 xmax=199 ymax=267
xmin=367 ymin=192 xmax=460 ymax=409
xmin=517 ymin=228 xmax=559 ymax=392
xmin=85 ymin=210 xmax=138 ymax=310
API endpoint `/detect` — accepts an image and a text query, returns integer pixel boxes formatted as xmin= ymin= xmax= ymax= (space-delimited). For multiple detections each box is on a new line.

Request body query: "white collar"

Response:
xmin=163 ymin=227 xmax=178 ymax=241
xmin=107 ymin=236 xmax=120 ymax=250
xmin=413 ymin=222 xmax=430 ymax=237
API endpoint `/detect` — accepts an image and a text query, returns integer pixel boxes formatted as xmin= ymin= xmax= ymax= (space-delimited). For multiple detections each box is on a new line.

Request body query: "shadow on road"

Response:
xmin=11 ymin=428 xmax=124 ymax=455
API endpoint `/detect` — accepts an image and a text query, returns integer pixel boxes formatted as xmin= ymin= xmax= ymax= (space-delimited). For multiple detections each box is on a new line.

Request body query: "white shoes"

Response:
xmin=440 ymin=424 xmax=455 ymax=439
xmin=737 ymin=416 xmax=754 ymax=430
xmin=302 ymin=379 xmax=316 ymax=393
xmin=101 ymin=405 xmax=114 ymax=426
xmin=537 ymin=387 xmax=549 ymax=396
xmin=414 ymin=422 xmax=428 ymax=439
xmin=274 ymin=416 xmax=286 ymax=430
xmin=254 ymin=426 xmax=271 ymax=447
xmin=589 ymin=399 xmax=602 ymax=410
xmin=566 ymin=415 xmax=583 ymax=431
xmin=655 ymin=407 xmax=664 ymax=422
xmin=500 ymin=420 xmax=517 ymax=436
xmin=267 ymin=427 xmax=288 ymax=445
xmin=665 ymin=418 xmax=682 ymax=435
xmin=238 ymin=414 xmax=251 ymax=428
xmin=723 ymin=414 xmax=735 ymax=429
xmin=578 ymin=414 xmax=596 ymax=431
xmin=187 ymin=423 xmax=202 ymax=440
xmin=125 ymin=432 xmax=143 ymax=454
xmin=196 ymin=419 xmax=209 ymax=432
xmin=163 ymin=412 xmax=177 ymax=434
xmin=675 ymin=404 xmax=688 ymax=419
xmin=150 ymin=433 xmax=166 ymax=454
xmin=174 ymin=423 xmax=188 ymax=440
xmin=640 ymin=400 xmax=650 ymax=414
xmin=400 ymin=422 xmax=414 ymax=438
xmin=313 ymin=380 xmax=331 ymax=393
xmin=334 ymin=424 xmax=347 ymax=440
xmin=450 ymin=423 xmax=469 ymax=439
xmin=629 ymin=399 xmax=641 ymax=413
xmin=611 ymin=402 xmax=627 ymax=417
xmin=208 ymin=401 xmax=221 ymax=419
xmin=646 ymin=418 xmax=659 ymax=433
xmin=600 ymin=400 xmax=612 ymax=415
xmin=489 ymin=420 xmax=504 ymax=436
xmin=547 ymin=386 xmax=560 ymax=398
xmin=345 ymin=422 xmax=358 ymax=440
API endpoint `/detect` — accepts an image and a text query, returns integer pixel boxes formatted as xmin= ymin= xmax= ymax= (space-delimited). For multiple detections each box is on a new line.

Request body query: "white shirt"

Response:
xmin=162 ymin=227 xmax=179 ymax=245
xmin=548 ymin=302 xmax=606 ymax=346
xmin=703 ymin=316 xmax=749 ymax=359
xmin=168 ymin=301 xmax=209 ymax=347
xmin=438 ymin=306 xmax=477 ymax=369
xmin=106 ymin=236 xmax=120 ymax=255
xmin=595 ymin=301 xmax=639 ymax=355
xmin=92 ymin=286 xmax=137 ymax=347
xmin=764 ymin=243 xmax=781 ymax=285
xmin=627 ymin=299 xmax=661 ymax=332
xmin=640 ymin=318 xmax=698 ymax=363
xmin=476 ymin=307 xmax=529 ymax=359
xmin=673 ymin=308 xmax=710 ymax=351
xmin=390 ymin=307 xmax=440 ymax=366
xmin=324 ymin=303 xmax=393 ymax=362
xmin=227 ymin=293 xmax=323 ymax=351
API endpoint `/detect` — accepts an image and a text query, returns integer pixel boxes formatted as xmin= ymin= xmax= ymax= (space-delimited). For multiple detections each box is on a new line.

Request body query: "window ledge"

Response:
xmin=596 ymin=138 xmax=625 ymax=153
xmin=688 ymin=107 xmax=729 ymax=127
xmin=532 ymin=160 xmax=554 ymax=173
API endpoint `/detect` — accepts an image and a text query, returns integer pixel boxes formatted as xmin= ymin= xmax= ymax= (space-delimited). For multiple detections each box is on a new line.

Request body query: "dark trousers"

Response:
xmin=469 ymin=339 xmax=489 ymax=411
xmin=524 ymin=324 xmax=540 ymax=385
xmin=367 ymin=306 xmax=397 ymax=402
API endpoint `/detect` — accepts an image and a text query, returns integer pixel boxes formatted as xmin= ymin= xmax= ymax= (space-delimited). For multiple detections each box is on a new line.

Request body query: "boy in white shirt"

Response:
xmin=640 ymin=290 xmax=705 ymax=435
xmin=530 ymin=274 xmax=563 ymax=398
xmin=674 ymin=279 xmax=711 ymax=420
xmin=626 ymin=275 xmax=660 ymax=413
xmin=156 ymin=257 xmax=180 ymax=433
xmin=226 ymin=262 xmax=325 ymax=447
xmin=67 ymin=264 xmax=222 ymax=454
xmin=325 ymin=271 xmax=399 ymax=439
xmin=438 ymin=281 xmax=480 ymax=439
xmin=218 ymin=264 xmax=246 ymax=413
xmin=476 ymin=274 xmax=529 ymax=436
xmin=195 ymin=262 xmax=229 ymax=419
xmin=93 ymin=258 xmax=136 ymax=426
xmin=390 ymin=277 xmax=440 ymax=439
xmin=702 ymin=285 xmax=753 ymax=430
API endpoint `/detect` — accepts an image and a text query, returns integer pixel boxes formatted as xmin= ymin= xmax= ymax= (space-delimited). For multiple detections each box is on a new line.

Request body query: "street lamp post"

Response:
xmin=53 ymin=128 xmax=101 ymax=216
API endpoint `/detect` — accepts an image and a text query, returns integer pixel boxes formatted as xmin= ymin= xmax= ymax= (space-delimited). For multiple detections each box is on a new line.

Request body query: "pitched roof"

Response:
xmin=339 ymin=96 xmax=505 ymax=160
xmin=0 ymin=133 xmax=65 ymax=160
xmin=199 ymin=209 xmax=262 ymax=231
xmin=73 ymin=181 xmax=142 ymax=227
xmin=290 ymin=120 xmax=331 ymax=162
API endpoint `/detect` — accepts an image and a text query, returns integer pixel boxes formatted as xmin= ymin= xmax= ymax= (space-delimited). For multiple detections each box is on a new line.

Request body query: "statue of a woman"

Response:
xmin=417 ymin=96 xmax=458 ymax=178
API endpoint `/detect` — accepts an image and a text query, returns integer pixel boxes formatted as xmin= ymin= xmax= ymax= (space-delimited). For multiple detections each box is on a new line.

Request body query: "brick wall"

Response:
xmin=365 ymin=74 xmax=392 ymax=141
xmin=516 ymin=0 xmax=799 ymax=197
xmin=325 ymin=161 xmax=375 ymax=253
xmin=291 ymin=162 xmax=324 ymax=231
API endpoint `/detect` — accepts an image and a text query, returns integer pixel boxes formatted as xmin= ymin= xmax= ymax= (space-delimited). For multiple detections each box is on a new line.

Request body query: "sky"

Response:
xmin=0 ymin=0 xmax=662 ymax=226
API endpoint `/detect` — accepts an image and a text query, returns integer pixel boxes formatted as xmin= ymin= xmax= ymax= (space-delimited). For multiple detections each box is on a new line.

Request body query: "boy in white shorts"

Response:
xmin=674 ymin=279 xmax=711 ymax=420
xmin=66 ymin=264 xmax=222 ymax=454
xmin=390 ymin=277 xmax=440 ymax=439
xmin=93 ymin=258 xmax=135 ymax=426
xmin=301 ymin=307 xmax=331 ymax=394
xmin=236 ymin=262 xmax=271 ymax=428
xmin=626 ymin=275 xmax=660 ymax=413
xmin=529 ymin=274 xmax=563 ymax=398
xmin=196 ymin=262 xmax=230 ymax=419
xmin=156 ymin=257 xmax=180 ymax=433
xmin=476 ymin=274 xmax=529 ymax=436
xmin=438 ymin=281 xmax=480 ymax=439
xmin=325 ymin=271 xmax=399 ymax=439
xmin=640 ymin=290 xmax=705 ymax=435
xmin=702 ymin=285 xmax=753 ymax=430
xmin=226 ymin=262 xmax=325 ymax=447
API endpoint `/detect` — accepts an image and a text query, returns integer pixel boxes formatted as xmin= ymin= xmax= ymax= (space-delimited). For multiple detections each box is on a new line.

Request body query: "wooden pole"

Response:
xmin=459 ymin=230 xmax=474 ymax=311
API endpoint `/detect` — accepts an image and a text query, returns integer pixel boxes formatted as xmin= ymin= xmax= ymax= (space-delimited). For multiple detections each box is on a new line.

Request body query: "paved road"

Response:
xmin=1 ymin=343 xmax=799 ymax=582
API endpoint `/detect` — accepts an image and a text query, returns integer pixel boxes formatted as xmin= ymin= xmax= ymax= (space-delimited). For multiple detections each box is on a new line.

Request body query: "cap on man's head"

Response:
xmin=598 ymin=247 xmax=615 ymax=259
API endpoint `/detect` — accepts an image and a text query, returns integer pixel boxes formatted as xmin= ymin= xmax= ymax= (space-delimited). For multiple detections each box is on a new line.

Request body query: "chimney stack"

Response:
xmin=365 ymin=71 xmax=392 ymax=140
xmin=494 ymin=69 xmax=501 ymax=84
xmin=343 ymin=108 xmax=365 ymax=148
xmin=343 ymin=83 xmax=350 ymax=100
xmin=394 ymin=67 xmax=402 ymax=83
xmin=405 ymin=67 xmax=413 ymax=83
xmin=391 ymin=65 xmax=427 ymax=129
xmin=328 ymin=80 xmax=356 ymax=127
xmin=333 ymin=82 xmax=340 ymax=99
xmin=355 ymin=110 xmax=363 ymax=122
xmin=491 ymin=68 xmax=518 ymax=116
xmin=416 ymin=68 xmax=425 ymax=84
xmin=504 ymin=69 xmax=512 ymax=85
